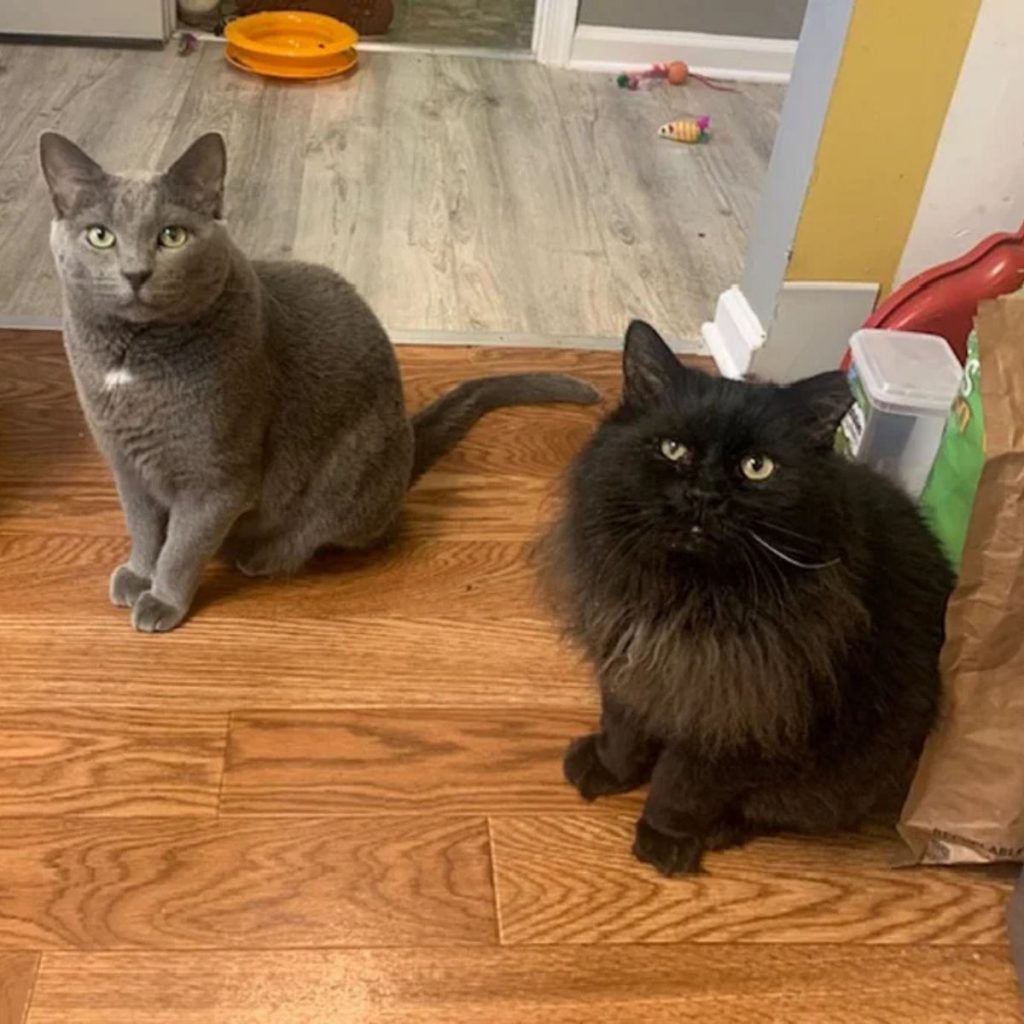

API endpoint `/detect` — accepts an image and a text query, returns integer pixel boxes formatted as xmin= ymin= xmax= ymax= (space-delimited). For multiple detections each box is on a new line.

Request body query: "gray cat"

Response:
xmin=40 ymin=131 xmax=597 ymax=632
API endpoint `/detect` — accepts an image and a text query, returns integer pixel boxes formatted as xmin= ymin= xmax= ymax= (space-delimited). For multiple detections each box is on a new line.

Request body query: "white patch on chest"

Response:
xmin=104 ymin=367 xmax=135 ymax=390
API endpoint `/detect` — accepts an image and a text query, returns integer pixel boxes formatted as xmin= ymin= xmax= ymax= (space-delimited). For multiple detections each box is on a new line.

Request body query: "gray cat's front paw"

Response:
xmin=110 ymin=564 xmax=151 ymax=608
xmin=131 ymin=591 xmax=187 ymax=633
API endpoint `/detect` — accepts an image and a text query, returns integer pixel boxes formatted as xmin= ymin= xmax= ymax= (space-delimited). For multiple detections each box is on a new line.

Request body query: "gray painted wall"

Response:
xmin=578 ymin=0 xmax=809 ymax=39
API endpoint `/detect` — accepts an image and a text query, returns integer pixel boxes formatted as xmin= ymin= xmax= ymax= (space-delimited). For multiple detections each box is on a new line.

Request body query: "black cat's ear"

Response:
xmin=164 ymin=132 xmax=226 ymax=217
xmin=787 ymin=371 xmax=854 ymax=446
xmin=39 ymin=133 xmax=106 ymax=217
xmin=623 ymin=320 xmax=687 ymax=406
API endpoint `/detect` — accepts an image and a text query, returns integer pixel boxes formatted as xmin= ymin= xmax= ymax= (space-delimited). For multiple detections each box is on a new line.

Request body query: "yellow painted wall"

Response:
xmin=787 ymin=0 xmax=981 ymax=294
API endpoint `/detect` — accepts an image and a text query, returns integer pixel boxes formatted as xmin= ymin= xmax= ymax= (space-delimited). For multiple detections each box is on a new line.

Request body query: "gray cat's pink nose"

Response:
xmin=122 ymin=270 xmax=152 ymax=291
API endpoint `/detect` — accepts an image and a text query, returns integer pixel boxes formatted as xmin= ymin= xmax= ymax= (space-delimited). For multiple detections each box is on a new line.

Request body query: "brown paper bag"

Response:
xmin=899 ymin=293 xmax=1024 ymax=866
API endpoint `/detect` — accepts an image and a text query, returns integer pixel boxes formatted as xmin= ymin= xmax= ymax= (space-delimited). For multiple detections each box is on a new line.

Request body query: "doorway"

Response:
xmin=384 ymin=0 xmax=538 ymax=50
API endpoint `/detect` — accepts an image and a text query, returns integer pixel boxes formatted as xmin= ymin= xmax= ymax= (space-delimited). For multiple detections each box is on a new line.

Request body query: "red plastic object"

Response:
xmin=840 ymin=221 xmax=1024 ymax=371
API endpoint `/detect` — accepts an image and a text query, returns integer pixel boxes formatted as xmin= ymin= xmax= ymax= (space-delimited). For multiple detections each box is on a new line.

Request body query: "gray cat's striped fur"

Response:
xmin=40 ymin=131 xmax=597 ymax=632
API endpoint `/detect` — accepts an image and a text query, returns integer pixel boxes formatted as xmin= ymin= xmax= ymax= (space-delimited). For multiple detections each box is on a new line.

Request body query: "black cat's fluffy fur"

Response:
xmin=543 ymin=321 xmax=953 ymax=876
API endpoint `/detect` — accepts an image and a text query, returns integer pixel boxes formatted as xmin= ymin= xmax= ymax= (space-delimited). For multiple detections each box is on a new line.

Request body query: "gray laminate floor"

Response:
xmin=0 ymin=41 xmax=783 ymax=342
xmin=385 ymin=0 xmax=535 ymax=48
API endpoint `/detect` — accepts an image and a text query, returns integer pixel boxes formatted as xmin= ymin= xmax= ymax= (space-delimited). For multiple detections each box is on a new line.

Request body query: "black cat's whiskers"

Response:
xmin=737 ymin=533 xmax=788 ymax=606
xmin=736 ymin=537 xmax=765 ymax=610
xmin=750 ymin=521 xmax=822 ymax=545
xmin=747 ymin=529 xmax=841 ymax=571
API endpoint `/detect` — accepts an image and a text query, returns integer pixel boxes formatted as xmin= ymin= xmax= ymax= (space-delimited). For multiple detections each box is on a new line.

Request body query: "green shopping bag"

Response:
xmin=919 ymin=330 xmax=984 ymax=571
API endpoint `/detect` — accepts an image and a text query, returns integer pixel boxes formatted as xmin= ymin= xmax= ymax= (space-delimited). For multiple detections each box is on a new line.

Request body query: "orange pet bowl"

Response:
xmin=224 ymin=11 xmax=358 ymax=80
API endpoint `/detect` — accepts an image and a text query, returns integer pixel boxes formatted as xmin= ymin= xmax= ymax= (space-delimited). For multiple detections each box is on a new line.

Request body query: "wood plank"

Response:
xmin=0 ymin=535 xmax=547 ymax=618
xmin=490 ymin=815 xmax=1017 ymax=946
xmin=397 ymin=342 xmax=626 ymax=413
xmin=0 ymin=406 xmax=601 ymax=502
xmin=25 ymin=946 xmax=1023 ymax=1023
xmin=0 ymin=709 xmax=226 ymax=816
xmin=0 ymin=464 xmax=567 ymax=541
xmin=0 ymin=817 xmax=494 ymax=950
xmin=292 ymin=53 xmax=462 ymax=332
xmin=219 ymin=708 xmax=631 ymax=817
xmin=0 ymin=615 xmax=588 ymax=711
xmin=0 ymin=952 xmax=38 ymax=1024
xmin=436 ymin=56 xmax=624 ymax=337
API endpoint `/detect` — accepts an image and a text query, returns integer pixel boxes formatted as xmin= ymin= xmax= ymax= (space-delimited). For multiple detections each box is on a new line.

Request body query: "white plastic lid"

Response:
xmin=849 ymin=328 xmax=962 ymax=414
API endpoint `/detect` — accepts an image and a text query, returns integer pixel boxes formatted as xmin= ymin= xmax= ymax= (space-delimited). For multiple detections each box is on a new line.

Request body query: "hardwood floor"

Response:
xmin=0 ymin=42 xmax=781 ymax=342
xmin=0 ymin=330 xmax=1020 ymax=1021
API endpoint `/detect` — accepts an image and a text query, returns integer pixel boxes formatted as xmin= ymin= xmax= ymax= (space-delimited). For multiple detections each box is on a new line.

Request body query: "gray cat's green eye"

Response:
xmin=85 ymin=225 xmax=116 ymax=249
xmin=158 ymin=225 xmax=189 ymax=249
xmin=741 ymin=454 xmax=776 ymax=481
xmin=659 ymin=439 xmax=690 ymax=462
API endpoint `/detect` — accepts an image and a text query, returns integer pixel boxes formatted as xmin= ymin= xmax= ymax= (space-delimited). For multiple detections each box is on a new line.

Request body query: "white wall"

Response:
xmin=0 ymin=0 xmax=170 ymax=39
xmin=894 ymin=0 xmax=1024 ymax=286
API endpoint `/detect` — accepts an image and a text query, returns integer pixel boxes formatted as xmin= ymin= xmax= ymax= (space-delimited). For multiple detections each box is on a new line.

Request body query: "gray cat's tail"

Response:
xmin=409 ymin=373 xmax=600 ymax=484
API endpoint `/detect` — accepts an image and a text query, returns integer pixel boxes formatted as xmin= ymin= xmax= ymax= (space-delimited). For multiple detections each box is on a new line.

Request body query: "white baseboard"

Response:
xmin=750 ymin=281 xmax=879 ymax=381
xmin=568 ymin=25 xmax=796 ymax=83
xmin=701 ymin=285 xmax=766 ymax=378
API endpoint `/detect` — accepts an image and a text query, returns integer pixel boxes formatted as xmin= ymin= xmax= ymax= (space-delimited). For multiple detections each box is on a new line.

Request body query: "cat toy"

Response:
xmin=658 ymin=116 xmax=711 ymax=144
xmin=617 ymin=61 xmax=736 ymax=92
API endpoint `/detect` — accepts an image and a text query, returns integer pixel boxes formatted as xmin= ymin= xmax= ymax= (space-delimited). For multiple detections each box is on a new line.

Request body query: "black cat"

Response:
xmin=543 ymin=321 xmax=954 ymax=876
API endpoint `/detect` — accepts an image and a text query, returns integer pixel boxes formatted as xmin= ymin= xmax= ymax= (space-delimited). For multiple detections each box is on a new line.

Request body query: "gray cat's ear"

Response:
xmin=39 ymin=132 xmax=106 ymax=217
xmin=623 ymin=320 xmax=686 ymax=405
xmin=164 ymin=133 xmax=226 ymax=217
xmin=787 ymin=371 xmax=853 ymax=445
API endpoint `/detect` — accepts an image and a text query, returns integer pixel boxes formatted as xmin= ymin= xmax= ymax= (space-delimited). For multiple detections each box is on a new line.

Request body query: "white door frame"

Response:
xmin=532 ymin=0 xmax=580 ymax=66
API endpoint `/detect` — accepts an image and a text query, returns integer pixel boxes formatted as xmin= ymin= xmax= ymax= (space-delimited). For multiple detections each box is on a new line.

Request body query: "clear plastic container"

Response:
xmin=839 ymin=328 xmax=963 ymax=497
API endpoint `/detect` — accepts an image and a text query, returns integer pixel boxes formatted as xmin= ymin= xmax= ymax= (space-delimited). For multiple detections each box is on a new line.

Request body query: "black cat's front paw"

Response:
xmin=632 ymin=818 xmax=704 ymax=876
xmin=563 ymin=734 xmax=636 ymax=801
xmin=704 ymin=810 xmax=754 ymax=852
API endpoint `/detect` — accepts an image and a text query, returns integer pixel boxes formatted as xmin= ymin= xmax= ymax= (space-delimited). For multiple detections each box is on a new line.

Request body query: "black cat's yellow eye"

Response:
xmin=741 ymin=454 xmax=776 ymax=481
xmin=158 ymin=225 xmax=189 ymax=249
xmin=659 ymin=439 xmax=690 ymax=462
xmin=85 ymin=225 xmax=116 ymax=249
